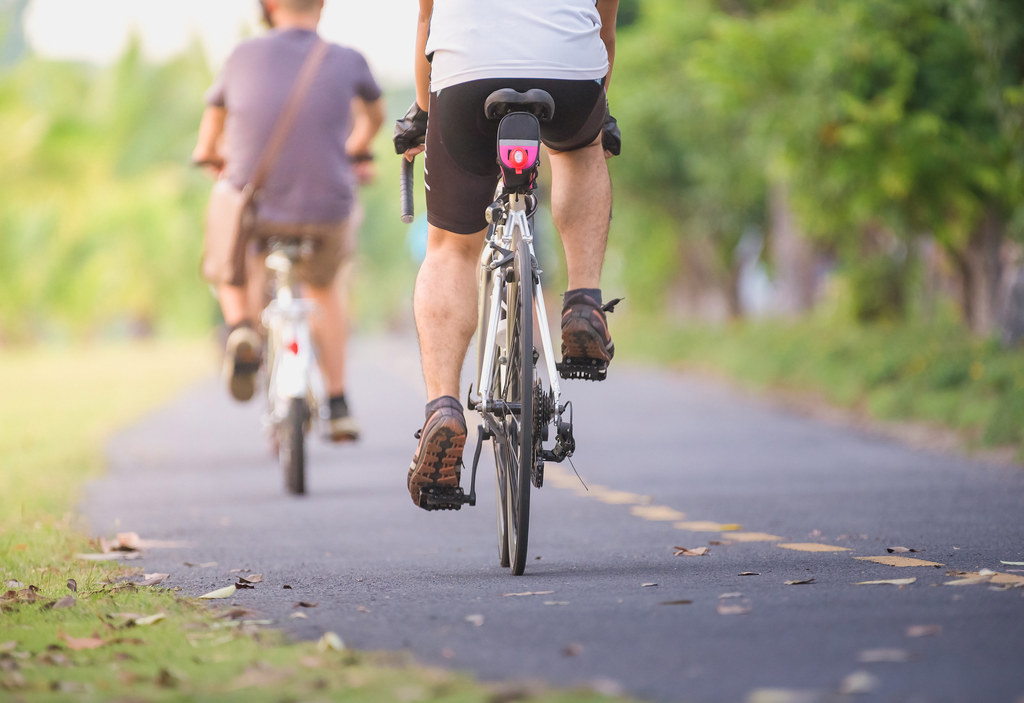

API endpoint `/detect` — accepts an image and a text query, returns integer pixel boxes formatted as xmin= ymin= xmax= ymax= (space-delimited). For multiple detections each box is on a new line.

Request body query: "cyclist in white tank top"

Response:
xmin=395 ymin=0 xmax=620 ymax=511
xmin=425 ymin=0 xmax=610 ymax=90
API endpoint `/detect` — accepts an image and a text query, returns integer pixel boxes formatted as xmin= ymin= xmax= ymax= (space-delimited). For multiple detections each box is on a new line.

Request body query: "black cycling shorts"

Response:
xmin=424 ymin=77 xmax=607 ymax=235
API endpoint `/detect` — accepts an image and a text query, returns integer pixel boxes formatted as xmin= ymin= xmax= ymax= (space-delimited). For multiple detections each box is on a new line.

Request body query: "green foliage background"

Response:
xmin=4 ymin=0 xmax=1024 ymax=343
xmin=0 ymin=38 xmax=420 ymax=344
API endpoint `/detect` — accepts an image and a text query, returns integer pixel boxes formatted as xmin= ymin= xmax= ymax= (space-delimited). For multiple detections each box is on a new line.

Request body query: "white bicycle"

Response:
xmin=260 ymin=236 xmax=327 ymax=495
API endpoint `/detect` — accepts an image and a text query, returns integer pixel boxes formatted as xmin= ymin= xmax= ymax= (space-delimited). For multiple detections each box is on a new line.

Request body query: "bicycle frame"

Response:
xmin=476 ymin=192 xmax=563 ymax=426
xmin=261 ymin=245 xmax=325 ymax=426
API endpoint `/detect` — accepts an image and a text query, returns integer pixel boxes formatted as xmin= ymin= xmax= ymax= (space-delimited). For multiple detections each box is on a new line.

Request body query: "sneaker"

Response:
xmin=558 ymin=290 xmax=620 ymax=380
xmin=326 ymin=395 xmax=360 ymax=442
xmin=407 ymin=396 xmax=467 ymax=509
xmin=223 ymin=323 xmax=261 ymax=402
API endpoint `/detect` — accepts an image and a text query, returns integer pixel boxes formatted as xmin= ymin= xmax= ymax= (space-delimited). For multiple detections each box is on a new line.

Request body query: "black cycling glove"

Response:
xmin=602 ymin=112 xmax=621 ymax=157
xmin=393 ymin=102 xmax=428 ymax=154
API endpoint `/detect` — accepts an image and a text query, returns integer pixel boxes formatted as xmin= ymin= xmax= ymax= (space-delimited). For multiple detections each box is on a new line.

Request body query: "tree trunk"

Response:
xmin=768 ymin=181 xmax=816 ymax=316
xmin=951 ymin=209 xmax=1005 ymax=336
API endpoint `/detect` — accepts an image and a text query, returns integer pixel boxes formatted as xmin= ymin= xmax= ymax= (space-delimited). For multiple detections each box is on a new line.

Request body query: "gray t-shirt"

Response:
xmin=206 ymin=28 xmax=381 ymax=224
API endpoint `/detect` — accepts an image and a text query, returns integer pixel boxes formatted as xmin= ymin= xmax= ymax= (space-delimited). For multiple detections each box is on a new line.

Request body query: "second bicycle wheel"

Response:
xmin=495 ymin=235 xmax=535 ymax=575
xmin=280 ymin=397 xmax=308 ymax=495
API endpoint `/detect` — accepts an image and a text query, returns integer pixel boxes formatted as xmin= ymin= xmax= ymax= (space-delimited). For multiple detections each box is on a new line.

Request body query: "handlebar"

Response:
xmin=400 ymin=158 xmax=414 ymax=224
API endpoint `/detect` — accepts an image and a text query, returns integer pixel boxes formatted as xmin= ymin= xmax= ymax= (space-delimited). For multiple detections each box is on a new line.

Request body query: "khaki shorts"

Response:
xmin=203 ymin=213 xmax=357 ymax=289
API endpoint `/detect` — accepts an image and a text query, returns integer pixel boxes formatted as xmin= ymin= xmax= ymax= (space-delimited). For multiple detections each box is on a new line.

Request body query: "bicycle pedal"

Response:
xmin=419 ymin=486 xmax=471 ymax=511
xmin=556 ymin=357 xmax=608 ymax=381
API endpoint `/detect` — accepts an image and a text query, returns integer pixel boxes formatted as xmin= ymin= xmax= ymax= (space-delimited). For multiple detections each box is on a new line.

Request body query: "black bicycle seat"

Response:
xmin=484 ymin=88 xmax=555 ymax=122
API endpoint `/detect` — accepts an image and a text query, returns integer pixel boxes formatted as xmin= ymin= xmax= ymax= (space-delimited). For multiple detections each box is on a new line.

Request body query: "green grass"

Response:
xmin=618 ymin=312 xmax=1024 ymax=456
xmin=0 ymin=340 xmax=629 ymax=702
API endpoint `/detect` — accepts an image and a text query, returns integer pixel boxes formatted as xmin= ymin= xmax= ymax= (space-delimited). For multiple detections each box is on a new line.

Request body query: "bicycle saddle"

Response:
xmin=484 ymin=88 xmax=555 ymax=122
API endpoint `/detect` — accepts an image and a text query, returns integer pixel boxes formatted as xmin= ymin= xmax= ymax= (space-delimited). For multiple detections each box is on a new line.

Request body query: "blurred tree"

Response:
xmin=614 ymin=0 xmax=1024 ymax=333
xmin=0 ymin=43 xmax=216 ymax=342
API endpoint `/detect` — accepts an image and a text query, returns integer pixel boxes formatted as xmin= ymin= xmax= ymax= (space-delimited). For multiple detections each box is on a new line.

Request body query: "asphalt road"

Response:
xmin=86 ymin=335 xmax=1024 ymax=703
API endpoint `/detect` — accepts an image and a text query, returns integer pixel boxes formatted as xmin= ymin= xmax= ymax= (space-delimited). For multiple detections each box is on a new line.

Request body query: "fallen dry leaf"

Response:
xmin=673 ymin=546 xmax=710 ymax=557
xmin=503 ymin=591 xmax=555 ymax=597
xmin=906 ymin=624 xmax=942 ymax=638
xmin=234 ymin=581 xmax=255 ymax=590
xmin=137 ymin=573 xmax=170 ymax=587
xmin=61 ymin=633 xmax=105 ymax=651
xmin=777 ymin=543 xmax=851 ymax=553
xmin=886 ymin=546 xmax=920 ymax=554
xmin=1000 ymin=560 xmax=1024 ymax=566
xmin=198 ymin=585 xmax=236 ymax=600
xmin=465 ymin=614 xmax=484 ymax=627
xmin=854 ymin=556 xmax=944 ymax=567
xmin=944 ymin=575 xmax=992 ymax=586
xmin=316 ymin=632 xmax=344 ymax=652
xmin=183 ymin=561 xmax=218 ymax=568
xmin=289 ymin=612 xmax=307 ymax=619
xmin=858 ymin=648 xmax=911 ymax=663
xmin=52 ymin=596 xmax=76 ymax=609
xmin=294 ymin=601 xmax=318 ymax=608
xmin=133 ymin=613 xmax=166 ymax=627
xmin=784 ymin=578 xmax=815 ymax=585
xmin=109 ymin=532 xmax=142 ymax=552
xmin=739 ymin=572 xmax=760 ymax=576
xmin=989 ymin=572 xmax=1024 ymax=586
xmin=838 ymin=671 xmax=879 ymax=695
xmin=856 ymin=577 xmax=916 ymax=586
xmin=641 ymin=583 xmax=658 ymax=588
xmin=238 ymin=574 xmax=263 ymax=584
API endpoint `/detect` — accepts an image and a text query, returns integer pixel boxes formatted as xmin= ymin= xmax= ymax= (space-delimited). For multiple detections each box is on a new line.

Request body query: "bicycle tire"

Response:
xmin=477 ymin=227 xmax=511 ymax=567
xmin=495 ymin=235 xmax=534 ymax=575
xmin=281 ymin=397 xmax=308 ymax=495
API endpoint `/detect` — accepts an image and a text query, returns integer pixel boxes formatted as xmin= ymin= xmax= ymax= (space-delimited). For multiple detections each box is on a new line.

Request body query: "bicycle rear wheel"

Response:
xmin=280 ymin=397 xmax=308 ymax=495
xmin=495 ymin=236 xmax=534 ymax=575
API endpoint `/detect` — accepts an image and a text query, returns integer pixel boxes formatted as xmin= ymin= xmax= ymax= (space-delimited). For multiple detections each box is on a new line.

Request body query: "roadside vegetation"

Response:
xmin=620 ymin=308 xmax=1024 ymax=457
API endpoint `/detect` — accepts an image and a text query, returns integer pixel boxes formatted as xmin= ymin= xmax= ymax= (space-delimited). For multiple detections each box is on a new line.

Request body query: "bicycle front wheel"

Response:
xmin=495 ymin=235 xmax=535 ymax=575
xmin=280 ymin=397 xmax=308 ymax=495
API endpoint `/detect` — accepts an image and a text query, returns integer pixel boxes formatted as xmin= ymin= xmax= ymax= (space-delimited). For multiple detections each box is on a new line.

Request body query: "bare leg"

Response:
xmin=308 ymin=262 xmax=352 ymax=398
xmin=217 ymin=284 xmax=251 ymax=326
xmin=547 ymin=136 xmax=611 ymax=290
xmin=414 ymin=225 xmax=487 ymax=401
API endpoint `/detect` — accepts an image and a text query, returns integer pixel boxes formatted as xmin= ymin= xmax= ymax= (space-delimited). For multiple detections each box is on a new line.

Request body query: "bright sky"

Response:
xmin=22 ymin=0 xmax=415 ymax=85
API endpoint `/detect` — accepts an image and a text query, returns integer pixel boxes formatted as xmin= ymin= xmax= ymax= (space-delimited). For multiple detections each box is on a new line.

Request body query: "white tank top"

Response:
xmin=425 ymin=0 xmax=609 ymax=91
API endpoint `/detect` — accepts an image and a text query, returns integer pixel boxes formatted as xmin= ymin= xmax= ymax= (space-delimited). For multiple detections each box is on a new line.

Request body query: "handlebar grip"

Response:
xmin=400 ymin=158 xmax=414 ymax=224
